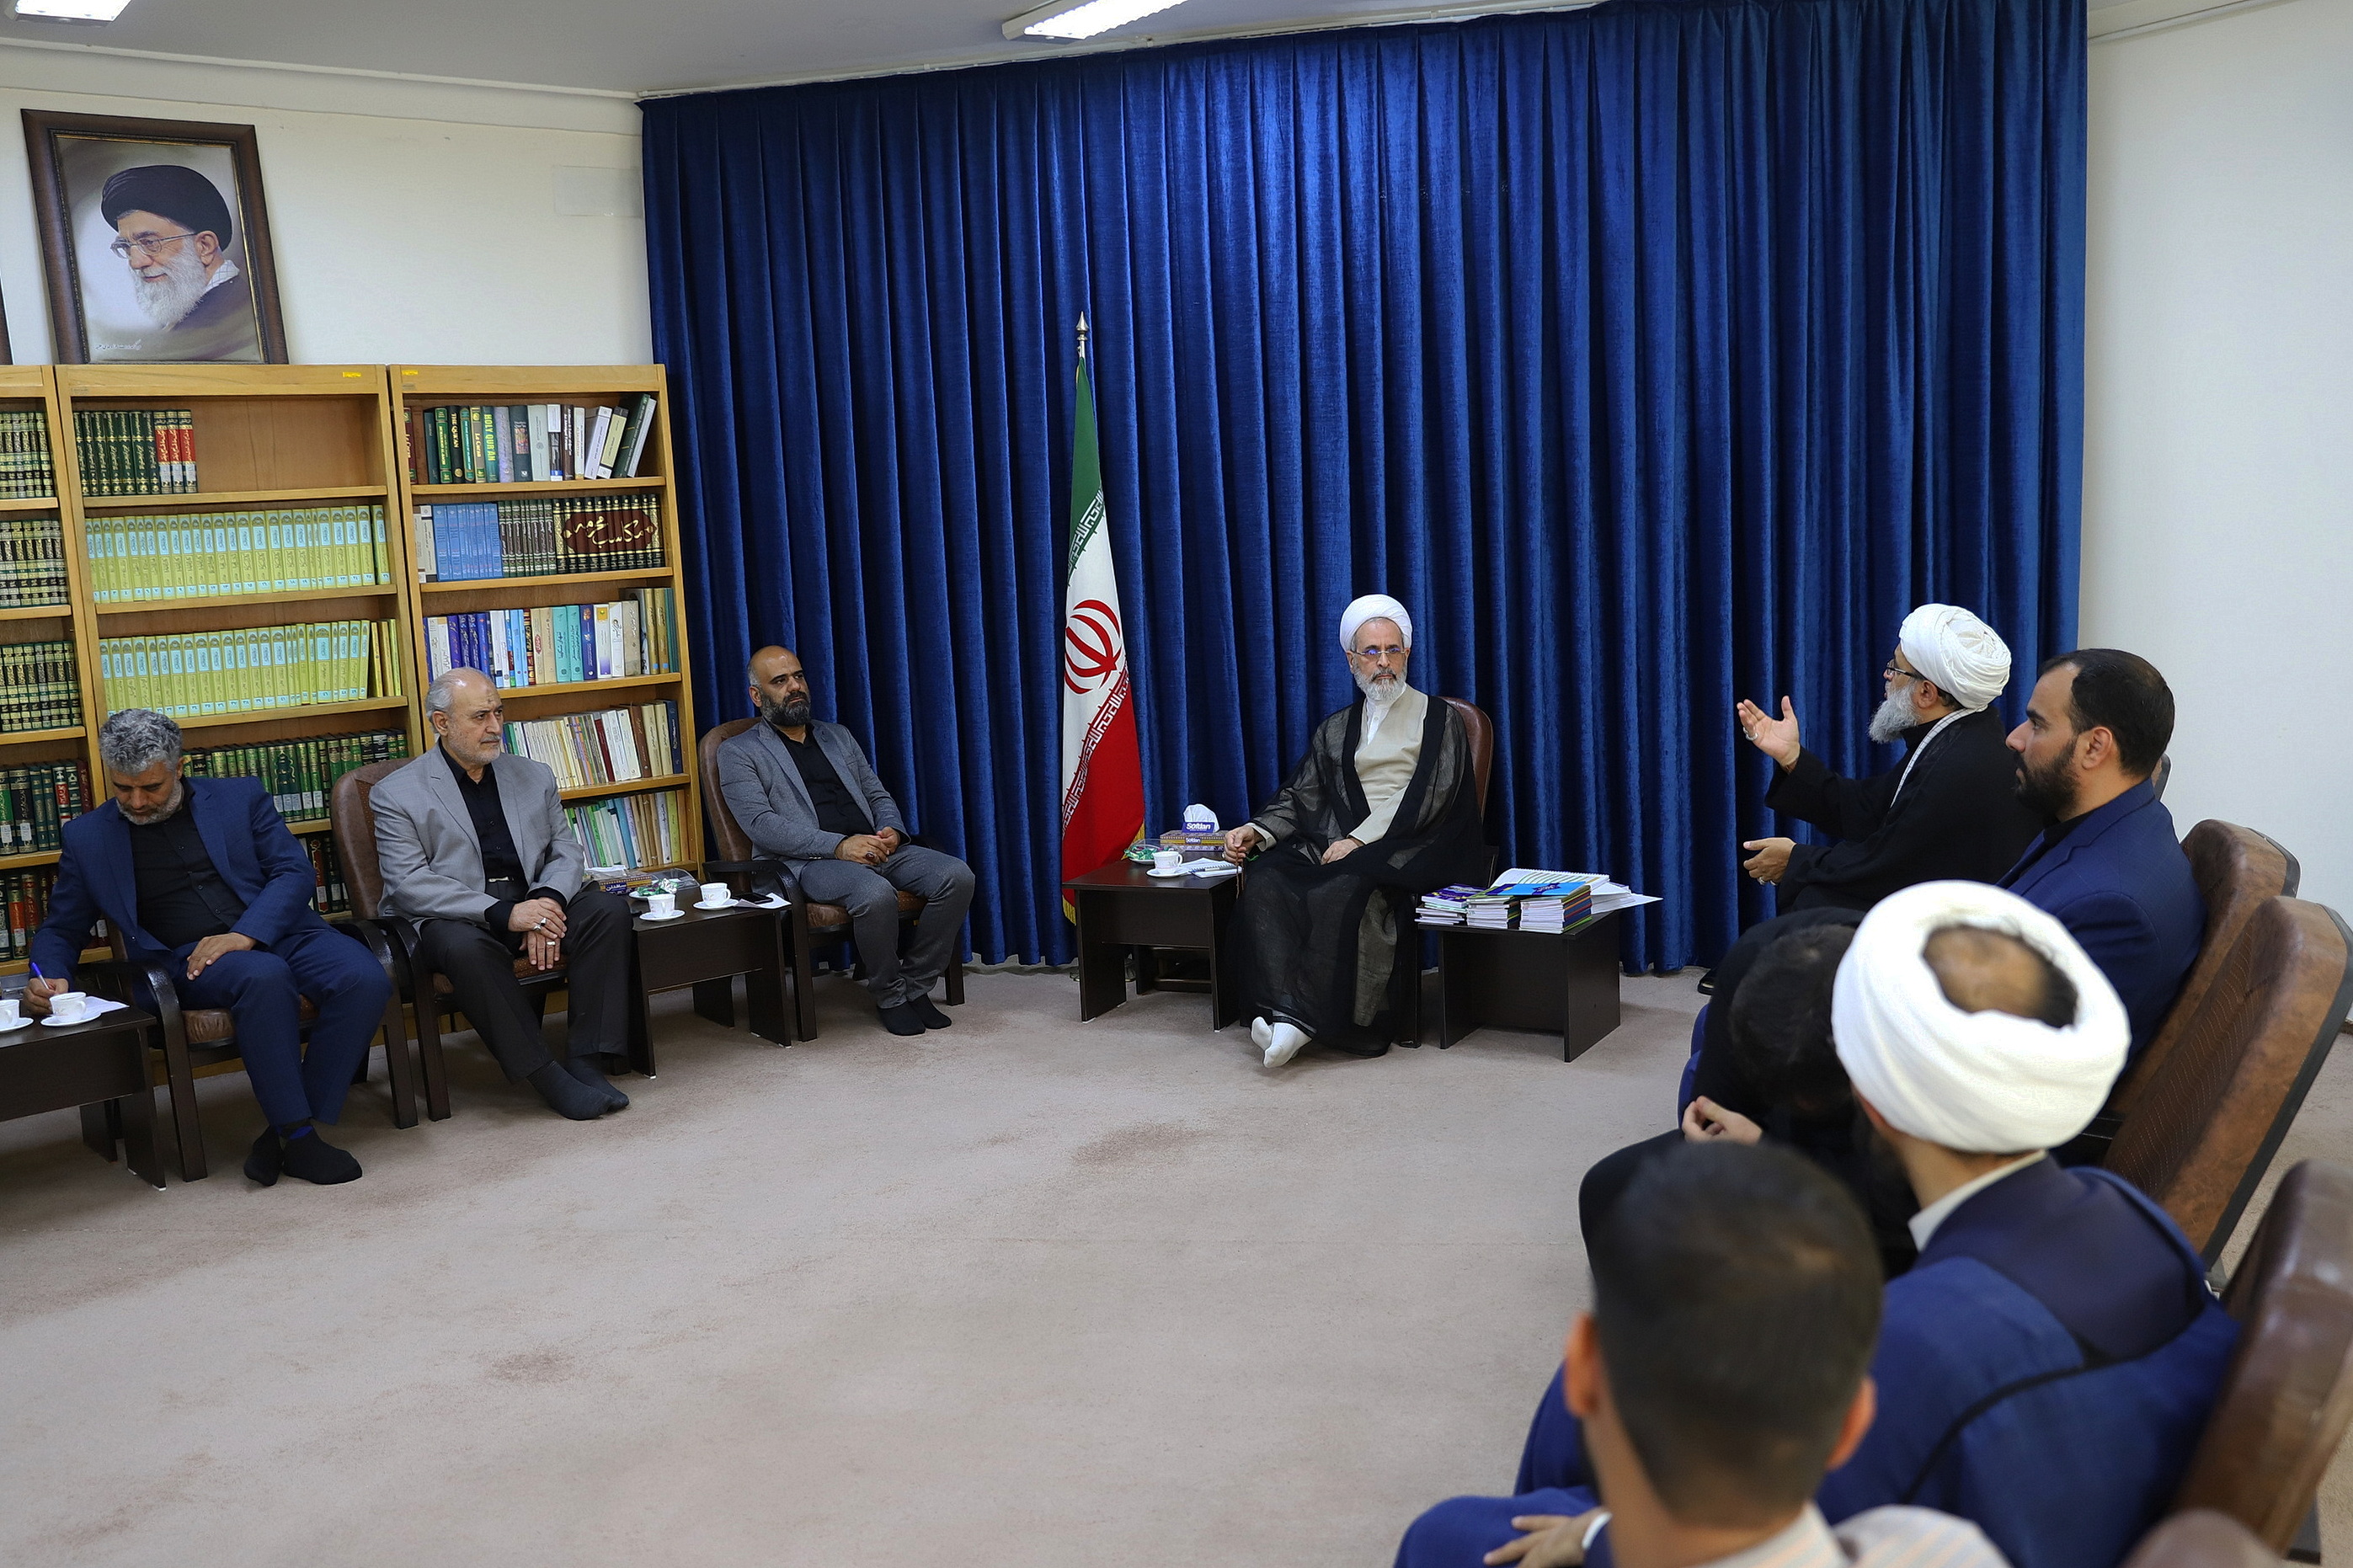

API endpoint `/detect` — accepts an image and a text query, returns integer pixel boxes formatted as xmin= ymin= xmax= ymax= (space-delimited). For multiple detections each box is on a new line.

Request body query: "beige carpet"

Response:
xmin=0 ymin=969 xmax=2345 ymax=1566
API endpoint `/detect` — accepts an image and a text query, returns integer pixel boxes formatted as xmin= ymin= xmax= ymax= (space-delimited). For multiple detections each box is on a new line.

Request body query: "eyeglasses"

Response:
xmin=1352 ymin=644 xmax=1407 ymax=662
xmin=1883 ymin=663 xmax=1927 ymax=684
xmin=108 ymin=229 xmax=195 ymax=260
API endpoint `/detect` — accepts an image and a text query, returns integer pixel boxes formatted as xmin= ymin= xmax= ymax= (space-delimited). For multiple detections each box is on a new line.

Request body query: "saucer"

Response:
xmin=1145 ymin=866 xmax=1193 ymax=877
xmin=640 ymin=909 xmax=686 ymax=921
xmin=694 ymin=899 xmax=734 ymax=909
xmin=0 ymin=1016 xmax=32 ymax=1031
xmin=42 ymin=1014 xmax=90 ymax=1028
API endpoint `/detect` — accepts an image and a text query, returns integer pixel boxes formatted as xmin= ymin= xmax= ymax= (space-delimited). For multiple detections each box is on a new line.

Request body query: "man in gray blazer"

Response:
xmin=372 ymin=667 xmax=633 ymax=1118
xmin=718 ymin=646 xmax=974 ymax=1036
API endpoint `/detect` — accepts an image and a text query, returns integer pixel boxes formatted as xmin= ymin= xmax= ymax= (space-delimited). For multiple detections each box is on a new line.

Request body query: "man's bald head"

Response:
xmin=1923 ymin=925 xmax=2078 ymax=1030
xmin=748 ymin=645 xmax=814 ymax=732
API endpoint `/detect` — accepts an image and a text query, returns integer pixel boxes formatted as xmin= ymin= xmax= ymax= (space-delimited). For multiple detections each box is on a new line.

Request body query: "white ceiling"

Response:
xmin=0 ymin=0 xmax=2164 ymax=101
xmin=0 ymin=0 xmax=1551 ymax=97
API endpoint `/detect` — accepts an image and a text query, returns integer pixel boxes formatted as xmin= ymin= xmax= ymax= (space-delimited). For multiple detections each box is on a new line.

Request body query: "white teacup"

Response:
xmin=698 ymin=882 xmax=732 ymax=909
xmin=646 ymin=891 xmax=677 ymax=918
xmin=1152 ymin=849 xmax=1182 ymax=873
xmin=0 ymin=998 xmax=21 ymax=1028
xmin=48 ymin=990 xmax=89 ymax=1023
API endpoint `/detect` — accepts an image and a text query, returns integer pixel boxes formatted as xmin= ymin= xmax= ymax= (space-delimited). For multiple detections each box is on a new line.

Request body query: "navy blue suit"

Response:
xmin=32 ymin=776 xmax=391 ymax=1128
xmin=1401 ymin=1162 xmax=2235 ymax=1568
xmin=2001 ymin=781 xmax=2203 ymax=1058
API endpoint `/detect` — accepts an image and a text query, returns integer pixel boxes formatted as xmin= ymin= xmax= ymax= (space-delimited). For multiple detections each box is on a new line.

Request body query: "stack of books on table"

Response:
xmin=1417 ymin=872 xmax=1609 ymax=932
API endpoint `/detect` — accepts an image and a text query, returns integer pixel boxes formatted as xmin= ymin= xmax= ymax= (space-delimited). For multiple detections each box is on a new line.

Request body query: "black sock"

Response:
xmin=278 ymin=1128 xmax=361 ymax=1185
xmin=527 ymin=1060 xmax=609 ymax=1120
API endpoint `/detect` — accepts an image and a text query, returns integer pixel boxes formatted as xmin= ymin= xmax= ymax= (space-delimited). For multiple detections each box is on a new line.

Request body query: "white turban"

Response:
xmin=1897 ymin=604 xmax=2011 ymax=712
xmin=1833 ymin=881 xmax=2129 ymax=1153
xmin=1340 ymin=594 xmax=1412 ymax=652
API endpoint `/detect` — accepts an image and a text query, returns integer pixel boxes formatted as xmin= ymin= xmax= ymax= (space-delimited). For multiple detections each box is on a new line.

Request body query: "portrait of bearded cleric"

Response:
xmin=25 ymin=112 xmax=288 ymax=364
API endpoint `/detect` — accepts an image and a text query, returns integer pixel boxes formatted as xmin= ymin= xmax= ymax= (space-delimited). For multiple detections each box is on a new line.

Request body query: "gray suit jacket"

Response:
xmin=717 ymin=719 xmax=906 ymax=865
xmin=371 ymin=745 xmax=588 ymax=925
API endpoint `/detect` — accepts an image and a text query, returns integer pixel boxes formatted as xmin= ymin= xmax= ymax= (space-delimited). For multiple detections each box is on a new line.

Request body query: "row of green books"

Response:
xmin=503 ymin=702 xmax=681 ymax=792
xmin=87 ymin=505 xmax=392 ymax=602
xmin=0 ymin=409 xmax=56 ymax=500
xmin=0 ymin=760 xmax=88 ymax=856
xmin=1 ymin=640 xmax=80 ymax=733
xmin=0 ymin=514 xmax=68 ymax=610
xmin=99 ymin=619 xmax=403 ymax=718
xmin=413 ymin=494 xmax=665 ymax=581
xmin=566 ymin=787 xmax=691 ymax=872
xmin=182 ymin=728 xmax=410 ymax=824
xmin=73 ymin=408 xmax=198 ymax=495
xmin=406 ymin=397 xmax=656 ymax=486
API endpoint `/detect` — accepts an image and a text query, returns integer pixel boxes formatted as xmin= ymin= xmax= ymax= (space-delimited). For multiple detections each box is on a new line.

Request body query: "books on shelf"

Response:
xmin=99 ymin=618 xmax=403 ymax=717
xmin=181 ymin=728 xmax=409 ymax=822
xmin=1 ymin=640 xmax=81 ymax=733
xmin=3 ymin=867 xmax=106 ymax=962
xmin=504 ymin=701 xmax=681 ymax=790
xmin=413 ymin=493 xmax=664 ymax=582
xmin=424 ymin=589 xmax=678 ymax=688
xmin=564 ymin=787 xmax=691 ymax=871
xmin=0 ymin=760 xmax=89 ymax=855
xmin=407 ymin=396 xmax=657 ymax=485
xmin=72 ymin=408 xmax=197 ymax=495
xmin=0 ymin=514 xmax=69 ymax=609
xmin=305 ymin=834 xmax=351 ymax=915
xmin=87 ymin=505 xmax=391 ymax=601
xmin=1 ymin=410 xmax=56 ymax=499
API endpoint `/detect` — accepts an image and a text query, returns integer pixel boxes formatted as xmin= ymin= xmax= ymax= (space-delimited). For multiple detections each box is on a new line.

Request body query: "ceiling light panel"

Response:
xmin=7 ymin=0 xmax=134 ymax=20
xmin=1003 ymin=0 xmax=1191 ymax=41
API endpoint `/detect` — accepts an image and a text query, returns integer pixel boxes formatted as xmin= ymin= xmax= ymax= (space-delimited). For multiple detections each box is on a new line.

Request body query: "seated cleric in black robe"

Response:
xmin=1221 ymin=595 xmax=1486 ymax=1068
xmin=1734 ymin=603 xmax=2046 ymax=914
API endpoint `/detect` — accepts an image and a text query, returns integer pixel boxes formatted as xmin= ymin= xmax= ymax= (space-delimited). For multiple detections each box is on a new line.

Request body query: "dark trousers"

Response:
xmin=792 ymin=845 xmax=975 ymax=1008
xmin=413 ymin=887 xmax=632 ymax=1079
xmin=172 ymin=924 xmax=392 ymax=1128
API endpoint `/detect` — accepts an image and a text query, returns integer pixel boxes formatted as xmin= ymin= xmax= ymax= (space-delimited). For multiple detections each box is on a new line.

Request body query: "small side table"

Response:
xmin=630 ymin=900 xmax=792 ymax=1074
xmin=1435 ymin=912 xmax=1623 ymax=1061
xmin=1062 ymin=862 xmax=1243 ymax=1029
xmin=0 ymin=1006 xmax=163 ymax=1187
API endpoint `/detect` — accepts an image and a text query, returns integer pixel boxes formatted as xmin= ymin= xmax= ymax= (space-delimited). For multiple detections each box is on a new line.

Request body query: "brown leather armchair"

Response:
xmin=78 ymin=858 xmax=413 ymax=1183
xmin=2167 ymin=1160 xmax=2353 ymax=1560
xmin=700 ymin=717 xmax=965 ymax=1042
xmin=2105 ymin=899 xmax=2353 ymax=1265
xmin=1401 ymin=696 xmax=1495 ymax=1048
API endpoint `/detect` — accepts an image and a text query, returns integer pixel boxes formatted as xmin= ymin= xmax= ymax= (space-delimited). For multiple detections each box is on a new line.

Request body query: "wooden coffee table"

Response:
xmin=1062 ymin=861 xmax=1244 ymax=1029
xmin=1433 ymin=911 xmax=1623 ymax=1060
xmin=0 ymin=1005 xmax=163 ymax=1187
xmin=628 ymin=890 xmax=791 ymax=1074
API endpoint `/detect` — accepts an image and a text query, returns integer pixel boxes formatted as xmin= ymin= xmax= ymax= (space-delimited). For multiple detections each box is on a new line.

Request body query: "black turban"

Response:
xmin=99 ymin=164 xmax=234 ymax=249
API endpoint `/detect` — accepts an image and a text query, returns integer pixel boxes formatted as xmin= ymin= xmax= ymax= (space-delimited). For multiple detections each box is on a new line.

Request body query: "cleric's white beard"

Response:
xmin=131 ymin=247 xmax=211 ymax=329
xmin=1869 ymin=688 xmax=1924 ymax=744
xmin=1353 ymin=667 xmax=1404 ymax=709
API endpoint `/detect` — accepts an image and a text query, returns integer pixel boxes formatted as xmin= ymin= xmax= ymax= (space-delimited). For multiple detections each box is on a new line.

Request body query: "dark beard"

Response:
xmin=759 ymin=692 xmax=812 ymax=729
xmin=2014 ymin=752 xmax=2078 ymax=819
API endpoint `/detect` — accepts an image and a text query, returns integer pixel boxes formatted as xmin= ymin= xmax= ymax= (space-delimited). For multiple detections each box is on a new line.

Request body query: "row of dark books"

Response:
xmin=503 ymin=702 xmax=682 ymax=792
xmin=1 ymin=640 xmax=81 ymax=733
xmin=0 ymin=760 xmax=88 ymax=856
xmin=424 ymin=590 xmax=678 ymax=688
xmin=181 ymin=729 xmax=411 ymax=824
xmin=73 ymin=408 xmax=199 ymax=495
xmin=0 ymin=514 xmax=68 ymax=610
xmin=407 ymin=398 xmax=656 ymax=486
xmin=414 ymin=494 xmax=665 ymax=581
xmin=304 ymin=834 xmax=353 ymax=916
xmin=1 ymin=868 xmax=108 ymax=961
xmin=1 ymin=409 xmax=56 ymax=499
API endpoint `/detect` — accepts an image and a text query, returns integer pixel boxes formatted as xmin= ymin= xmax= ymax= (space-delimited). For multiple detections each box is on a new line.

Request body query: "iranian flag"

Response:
xmin=1059 ymin=317 xmax=1146 ymax=919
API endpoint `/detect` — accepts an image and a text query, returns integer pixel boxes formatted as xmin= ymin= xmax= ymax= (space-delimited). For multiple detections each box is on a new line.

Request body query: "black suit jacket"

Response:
xmin=1766 ymin=705 xmax=2046 ymax=912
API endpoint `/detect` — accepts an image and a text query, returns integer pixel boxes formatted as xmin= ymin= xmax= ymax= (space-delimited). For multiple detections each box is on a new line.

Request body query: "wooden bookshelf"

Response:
xmin=387 ymin=365 xmax=697 ymax=868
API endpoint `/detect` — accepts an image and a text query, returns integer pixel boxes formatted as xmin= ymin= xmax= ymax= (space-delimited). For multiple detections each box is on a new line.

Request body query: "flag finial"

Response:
xmin=1076 ymin=314 xmax=1090 ymax=360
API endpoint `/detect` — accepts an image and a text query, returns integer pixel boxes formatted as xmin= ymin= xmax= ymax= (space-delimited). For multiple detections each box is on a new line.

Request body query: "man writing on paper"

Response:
xmin=1736 ymin=605 xmax=2043 ymax=911
xmin=371 ymin=667 xmax=637 ymax=1120
xmin=1222 ymin=595 xmax=1487 ymax=1067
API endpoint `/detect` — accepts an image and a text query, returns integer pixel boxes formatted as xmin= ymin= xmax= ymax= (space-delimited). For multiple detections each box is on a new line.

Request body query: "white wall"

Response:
xmin=2084 ymin=0 xmax=2353 ymax=911
xmin=0 ymin=48 xmax=648 ymax=365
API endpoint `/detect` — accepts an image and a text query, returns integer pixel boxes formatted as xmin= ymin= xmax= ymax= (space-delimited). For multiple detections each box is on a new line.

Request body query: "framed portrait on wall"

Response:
xmin=22 ymin=110 xmax=288 ymax=364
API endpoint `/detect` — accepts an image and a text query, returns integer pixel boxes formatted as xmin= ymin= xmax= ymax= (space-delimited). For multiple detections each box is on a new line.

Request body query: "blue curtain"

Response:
xmin=641 ymin=0 xmax=2084 ymax=970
